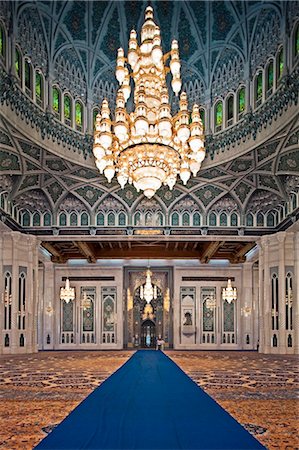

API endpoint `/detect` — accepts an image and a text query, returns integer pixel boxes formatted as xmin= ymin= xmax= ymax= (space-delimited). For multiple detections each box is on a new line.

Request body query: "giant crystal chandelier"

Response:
xmin=93 ymin=6 xmax=205 ymax=199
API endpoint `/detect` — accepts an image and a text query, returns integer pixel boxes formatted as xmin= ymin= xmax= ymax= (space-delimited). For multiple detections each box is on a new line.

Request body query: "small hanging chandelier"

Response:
xmin=93 ymin=6 xmax=205 ymax=199
xmin=206 ymin=295 xmax=216 ymax=310
xmin=81 ymin=292 xmax=91 ymax=310
xmin=222 ymin=279 xmax=237 ymax=304
xmin=60 ymin=278 xmax=75 ymax=303
xmin=140 ymin=267 xmax=157 ymax=304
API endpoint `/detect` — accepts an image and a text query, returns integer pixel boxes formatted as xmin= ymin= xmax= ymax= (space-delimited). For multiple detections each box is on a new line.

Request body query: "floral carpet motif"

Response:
xmin=167 ymin=351 xmax=299 ymax=450
xmin=0 ymin=350 xmax=298 ymax=449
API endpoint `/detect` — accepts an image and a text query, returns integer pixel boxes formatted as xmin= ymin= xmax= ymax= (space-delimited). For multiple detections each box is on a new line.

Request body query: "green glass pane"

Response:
xmin=75 ymin=102 xmax=82 ymax=126
xmin=15 ymin=49 xmax=21 ymax=78
xmin=193 ymin=213 xmax=200 ymax=226
xmin=215 ymin=102 xmax=223 ymax=126
xmin=238 ymin=88 xmax=245 ymax=113
xmin=0 ymin=26 xmax=3 ymax=57
xmin=81 ymin=212 xmax=88 ymax=226
xmin=227 ymin=97 xmax=234 ymax=120
xmin=172 ymin=213 xmax=179 ymax=226
xmin=25 ymin=61 xmax=31 ymax=89
xmin=59 ymin=213 xmax=66 ymax=226
xmin=108 ymin=213 xmax=115 ymax=226
xmin=296 ymin=27 xmax=299 ymax=55
xmin=231 ymin=213 xmax=238 ymax=226
xmin=93 ymin=109 xmax=99 ymax=130
xmin=97 ymin=213 xmax=104 ymax=226
xmin=70 ymin=213 xmax=78 ymax=226
xmin=220 ymin=213 xmax=227 ymax=226
xmin=278 ymin=50 xmax=283 ymax=79
xmin=267 ymin=62 xmax=274 ymax=89
xmin=200 ymin=109 xmax=205 ymax=128
xmin=64 ymin=96 xmax=71 ymax=119
xmin=53 ymin=87 xmax=60 ymax=112
xmin=256 ymin=73 xmax=262 ymax=99
xmin=35 ymin=72 xmax=42 ymax=99
xmin=119 ymin=212 xmax=126 ymax=226
xmin=44 ymin=213 xmax=51 ymax=226
xmin=182 ymin=212 xmax=190 ymax=226
xmin=209 ymin=213 xmax=216 ymax=226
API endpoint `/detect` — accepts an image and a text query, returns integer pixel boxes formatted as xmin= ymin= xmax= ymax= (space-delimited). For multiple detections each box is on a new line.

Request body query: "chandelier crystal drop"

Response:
xmin=140 ymin=268 xmax=157 ymax=304
xmin=222 ymin=279 xmax=237 ymax=304
xmin=93 ymin=6 xmax=205 ymax=199
xmin=60 ymin=278 xmax=75 ymax=303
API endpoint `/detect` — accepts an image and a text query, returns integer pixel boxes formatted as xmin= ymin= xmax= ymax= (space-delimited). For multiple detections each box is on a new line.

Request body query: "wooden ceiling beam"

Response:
xmin=230 ymin=242 xmax=256 ymax=263
xmin=42 ymin=242 xmax=67 ymax=263
xmin=200 ymin=241 xmax=225 ymax=264
xmin=73 ymin=241 xmax=97 ymax=263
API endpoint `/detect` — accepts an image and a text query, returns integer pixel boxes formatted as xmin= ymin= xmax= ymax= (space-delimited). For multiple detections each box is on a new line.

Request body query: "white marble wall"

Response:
xmin=0 ymin=224 xmax=39 ymax=354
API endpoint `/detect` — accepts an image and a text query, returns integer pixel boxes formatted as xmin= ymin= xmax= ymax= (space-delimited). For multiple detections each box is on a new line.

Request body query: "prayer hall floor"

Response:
xmin=0 ymin=350 xmax=298 ymax=450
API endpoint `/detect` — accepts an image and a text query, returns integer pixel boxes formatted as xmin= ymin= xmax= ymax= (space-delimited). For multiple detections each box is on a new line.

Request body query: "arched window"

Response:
xmin=18 ymin=272 xmax=26 ymax=330
xmin=291 ymin=193 xmax=297 ymax=210
xmin=119 ymin=212 xmax=126 ymax=226
xmin=226 ymin=95 xmax=234 ymax=127
xmin=171 ymin=212 xmax=179 ymax=226
xmin=64 ymin=94 xmax=72 ymax=126
xmin=22 ymin=211 xmax=30 ymax=227
xmin=44 ymin=212 xmax=52 ymax=226
xmin=97 ymin=212 xmax=104 ymax=226
xmin=59 ymin=212 xmax=67 ymax=226
xmin=267 ymin=212 xmax=275 ymax=227
xmin=4 ymin=271 xmax=12 ymax=331
xmin=230 ymin=213 xmax=238 ymax=227
xmin=0 ymin=23 xmax=6 ymax=60
xmin=81 ymin=212 xmax=89 ymax=226
xmin=15 ymin=47 xmax=22 ymax=81
xmin=70 ymin=212 xmax=78 ymax=226
xmin=75 ymin=101 xmax=83 ymax=132
xmin=33 ymin=212 xmax=40 ymax=226
xmin=215 ymin=100 xmax=223 ymax=132
xmin=157 ymin=212 xmax=163 ymax=226
xmin=52 ymin=86 xmax=61 ymax=118
xmin=237 ymin=87 xmax=245 ymax=120
xmin=199 ymin=108 xmax=205 ymax=131
xmin=266 ymin=61 xmax=274 ymax=98
xmin=182 ymin=212 xmax=190 ymax=226
xmin=24 ymin=59 xmax=33 ymax=98
xmin=294 ymin=23 xmax=299 ymax=59
xmin=255 ymin=71 xmax=263 ymax=108
xmin=246 ymin=213 xmax=253 ymax=227
xmin=209 ymin=212 xmax=216 ymax=226
xmin=108 ymin=212 xmax=115 ymax=226
xmin=93 ymin=108 xmax=100 ymax=130
xmin=285 ymin=272 xmax=293 ymax=331
xmin=277 ymin=47 xmax=284 ymax=82
xmin=257 ymin=212 xmax=264 ymax=226
xmin=220 ymin=212 xmax=227 ymax=226
xmin=271 ymin=273 xmax=279 ymax=331
xmin=134 ymin=212 xmax=141 ymax=226
xmin=35 ymin=71 xmax=44 ymax=108
xmin=193 ymin=212 xmax=201 ymax=226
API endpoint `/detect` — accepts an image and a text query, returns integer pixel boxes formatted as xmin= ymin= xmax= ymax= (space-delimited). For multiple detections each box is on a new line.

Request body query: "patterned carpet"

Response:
xmin=0 ymin=350 xmax=297 ymax=449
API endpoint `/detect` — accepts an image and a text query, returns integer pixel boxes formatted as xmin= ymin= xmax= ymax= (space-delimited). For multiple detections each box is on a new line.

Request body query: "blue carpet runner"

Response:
xmin=36 ymin=350 xmax=265 ymax=449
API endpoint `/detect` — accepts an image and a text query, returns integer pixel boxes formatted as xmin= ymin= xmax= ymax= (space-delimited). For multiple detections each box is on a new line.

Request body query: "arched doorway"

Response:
xmin=141 ymin=319 xmax=156 ymax=347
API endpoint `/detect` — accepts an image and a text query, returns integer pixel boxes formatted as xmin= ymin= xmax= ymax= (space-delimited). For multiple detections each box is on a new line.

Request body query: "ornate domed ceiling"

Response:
xmin=0 ymin=0 xmax=298 ymax=242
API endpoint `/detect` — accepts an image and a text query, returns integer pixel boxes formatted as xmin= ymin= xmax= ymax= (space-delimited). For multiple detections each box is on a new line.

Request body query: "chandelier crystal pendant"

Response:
xmin=140 ymin=268 xmax=157 ymax=304
xmin=60 ymin=278 xmax=75 ymax=303
xmin=93 ymin=6 xmax=205 ymax=199
xmin=222 ymin=279 xmax=237 ymax=304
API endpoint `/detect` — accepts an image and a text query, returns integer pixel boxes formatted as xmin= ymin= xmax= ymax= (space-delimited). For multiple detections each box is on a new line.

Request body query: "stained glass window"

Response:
xmin=227 ymin=96 xmax=234 ymax=125
xmin=238 ymin=87 xmax=245 ymax=117
xmin=256 ymin=72 xmax=263 ymax=101
xmin=25 ymin=60 xmax=32 ymax=90
xmin=182 ymin=212 xmax=190 ymax=226
xmin=193 ymin=212 xmax=201 ymax=226
xmin=119 ymin=212 xmax=126 ymax=226
xmin=134 ymin=212 xmax=141 ymax=226
xmin=230 ymin=213 xmax=238 ymax=227
xmin=277 ymin=48 xmax=283 ymax=80
xmin=33 ymin=212 xmax=40 ymax=226
xmin=44 ymin=212 xmax=52 ymax=226
xmin=70 ymin=212 xmax=78 ymax=226
xmin=23 ymin=211 xmax=30 ymax=226
xmin=0 ymin=24 xmax=4 ymax=58
xmin=97 ymin=212 xmax=104 ymax=226
xmin=199 ymin=108 xmax=205 ymax=130
xmin=223 ymin=301 xmax=234 ymax=332
xmin=246 ymin=213 xmax=253 ymax=226
xmin=59 ymin=213 xmax=67 ymax=226
xmin=267 ymin=212 xmax=275 ymax=227
xmin=64 ymin=94 xmax=72 ymax=122
xmin=220 ymin=213 xmax=227 ymax=226
xmin=267 ymin=61 xmax=274 ymax=92
xmin=215 ymin=101 xmax=223 ymax=129
xmin=209 ymin=212 xmax=216 ymax=226
xmin=157 ymin=212 xmax=163 ymax=226
xmin=296 ymin=25 xmax=299 ymax=55
xmin=257 ymin=212 xmax=264 ymax=226
xmin=171 ymin=212 xmax=179 ymax=226
xmin=75 ymin=101 xmax=83 ymax=130
xmin=81 ymin=212 xmax=89 ymax=226
xmin=108 ymin=212 xmax=115 ymax=226
xmin=52 ymin=87 xmax=60 ymax=114
xmin=15 ymin=48 xmax=21 ymax=79
xmin=35 ymin=72 xmax=42 ymax=99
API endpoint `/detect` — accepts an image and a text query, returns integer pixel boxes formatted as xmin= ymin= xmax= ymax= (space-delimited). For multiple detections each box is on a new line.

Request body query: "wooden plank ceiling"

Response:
xmin=41 ymin=240 xmax=256 ymax=264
